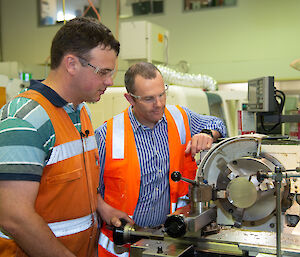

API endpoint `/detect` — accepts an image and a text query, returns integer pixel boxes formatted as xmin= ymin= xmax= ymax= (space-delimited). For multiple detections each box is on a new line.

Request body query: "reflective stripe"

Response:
xmin=49 ymin=213 xmax=95 ymax=237
xmin=177 ymin=195 xmax=189 ymax=209
xmin=112 ymin=113 xmax=125 ymax=159
xmin=171 ymin=202 xmax=176 ymax=213
xmin=47 ymin=135 xmax=97 ymax=165
xmin=171 ymin=195 xmax=189 ymax=213
xmin=0 ymin=230 xmax=10 ymax=239
xmin=111 ymin=107 xmax=186 ymax=160
xmin=99 ymin=232 xmax=129 ymax=257
xmin=82 ymin=135 xmax=97 ymax=153
xmin=0 ymin=213 xmax=95 ymax=240
xmin=166 ymin=105 xmax=186 ymax=144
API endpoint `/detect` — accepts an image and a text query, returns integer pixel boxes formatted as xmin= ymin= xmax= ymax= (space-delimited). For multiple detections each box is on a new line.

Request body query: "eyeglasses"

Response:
xmin=129 ymin=84 xmax=169 ymax=104
xmin=78 ymin=57 xmax=115 ymax=78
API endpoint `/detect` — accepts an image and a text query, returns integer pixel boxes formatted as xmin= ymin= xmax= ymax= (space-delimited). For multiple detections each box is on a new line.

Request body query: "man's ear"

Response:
xmin=124 ymin=93 xmax=135 ymax=106
xmin=64 ymin=55 xmax=79 ymax=75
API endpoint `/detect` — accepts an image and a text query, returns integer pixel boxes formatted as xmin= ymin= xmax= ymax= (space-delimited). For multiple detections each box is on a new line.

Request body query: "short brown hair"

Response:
xmin=124 ymin=62 xmax=161 ymax=93
xmin=50 ymin=17 xmax=120 ymax=69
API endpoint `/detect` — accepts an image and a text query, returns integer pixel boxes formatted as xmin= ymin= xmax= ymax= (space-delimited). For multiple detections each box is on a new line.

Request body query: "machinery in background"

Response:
xmin=283 ymin=95 xmax=299 ymax=139
xmin=206 ymin=90 xmax=247 ymax=137
xmin=240 ymin=76 xmax=300 ymax=136
xmin=0 ymin=62 xmax=23 ymax=105
xmin=0 ymin=61 xmax=42 ymax=104
xmin=113 ymin=134 xmax=300 ymax=257
xmin=119 ymin=21 xmax=169 ymax=64
xmin=166 ymin=85 xmax=210 ymax=115
xmin=0 ymin=74 xmax=25 ymax=104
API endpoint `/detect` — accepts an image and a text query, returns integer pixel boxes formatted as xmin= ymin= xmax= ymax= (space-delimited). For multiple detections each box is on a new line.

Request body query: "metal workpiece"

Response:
xmin=226 ymin=176 xmax=258 ymax=209
xmin=113 ymin=219 xmax=164 ymax=246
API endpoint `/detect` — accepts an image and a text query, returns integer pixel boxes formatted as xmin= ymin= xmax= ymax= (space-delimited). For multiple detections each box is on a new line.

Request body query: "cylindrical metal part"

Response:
xmin=113 ymin=219 xmax=164 ymax=245
xmin=226 ymin=177 xmax=258 ymax=209
xmin=189 ymin=184 xmax=212 ymax=214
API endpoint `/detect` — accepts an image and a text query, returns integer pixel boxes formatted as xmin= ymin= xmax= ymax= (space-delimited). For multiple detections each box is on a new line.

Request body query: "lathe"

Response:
xmin=113 ymin=134 xmax=300 ymax=257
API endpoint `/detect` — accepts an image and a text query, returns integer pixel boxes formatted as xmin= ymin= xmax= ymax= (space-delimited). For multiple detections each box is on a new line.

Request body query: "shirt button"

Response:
xmin=156 ymin=187 xmax=159 ymax=191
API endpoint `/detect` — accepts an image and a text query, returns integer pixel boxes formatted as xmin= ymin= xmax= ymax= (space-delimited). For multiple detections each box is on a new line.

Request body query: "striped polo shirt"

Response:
xmin=95 ymin=106 xmax=227 ymax=227
xmin=0 ymin=80 xmax=89 ymax=181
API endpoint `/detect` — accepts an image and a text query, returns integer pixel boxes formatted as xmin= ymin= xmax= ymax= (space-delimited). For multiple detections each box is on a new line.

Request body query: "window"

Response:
xmin=38 ymin=0 xmax=100 ymax=26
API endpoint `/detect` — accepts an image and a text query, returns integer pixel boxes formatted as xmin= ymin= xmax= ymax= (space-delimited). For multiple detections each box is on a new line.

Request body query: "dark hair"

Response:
xmin=50 ymin=17 xmax=120 ymax=69
xmin=124 ymin=62 xmax=161 ymax=93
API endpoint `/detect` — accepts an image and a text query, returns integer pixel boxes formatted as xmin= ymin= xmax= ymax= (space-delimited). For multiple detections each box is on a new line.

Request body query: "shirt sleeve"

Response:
xmin=0 ymin=98 xmax=49 ymax=182
xmin=94 ymin=122 xmax=107 ymax=197
xmin=181 ymin=106 xmax=228 ymax=137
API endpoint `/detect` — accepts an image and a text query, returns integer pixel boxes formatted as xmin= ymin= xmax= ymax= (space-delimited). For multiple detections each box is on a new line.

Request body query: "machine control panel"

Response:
xmin=247 ymin=76 xmax=276 ymax=112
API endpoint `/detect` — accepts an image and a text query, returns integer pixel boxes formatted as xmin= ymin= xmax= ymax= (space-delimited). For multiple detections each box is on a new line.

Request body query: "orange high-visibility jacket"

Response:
xmin=0 ymin=90 xmax=100 ymax=257
xmin=98 ymin=105 xmax=197 ymax=257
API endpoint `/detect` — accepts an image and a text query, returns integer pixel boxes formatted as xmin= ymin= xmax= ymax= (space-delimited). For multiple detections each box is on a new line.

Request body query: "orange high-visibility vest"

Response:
xmin=98 ymin=105 xmax=197 ymax=257
xmin=0 ymin=90 xmax=100 ymax=257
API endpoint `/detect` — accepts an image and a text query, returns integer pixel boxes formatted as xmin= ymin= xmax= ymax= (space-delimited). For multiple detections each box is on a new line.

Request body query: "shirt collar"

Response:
xmin=28 ymin=80 xmax=84 ymax=110
xmin=128 ymin=105 xmax=167 ymax=132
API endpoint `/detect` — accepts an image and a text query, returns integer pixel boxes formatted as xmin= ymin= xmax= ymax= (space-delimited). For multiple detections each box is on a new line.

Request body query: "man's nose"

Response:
xmin=104 ymin=76 xmax=113 ymax=87
xmin=153 ymin=95 xmax=164 ymax=105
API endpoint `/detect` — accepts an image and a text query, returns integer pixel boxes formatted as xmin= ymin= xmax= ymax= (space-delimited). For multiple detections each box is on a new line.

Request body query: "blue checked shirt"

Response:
xmin=95 ymin=105 xmax=227 ymax=227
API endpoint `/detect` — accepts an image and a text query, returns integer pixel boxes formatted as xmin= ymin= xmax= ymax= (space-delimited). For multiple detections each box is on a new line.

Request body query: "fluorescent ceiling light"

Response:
xmin=56 ymin=11 xmax=75 ymax=22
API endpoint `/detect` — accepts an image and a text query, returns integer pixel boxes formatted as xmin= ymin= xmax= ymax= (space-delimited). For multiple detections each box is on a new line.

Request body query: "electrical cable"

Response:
xmin=62 ymin=0 xmax=66 ymax=24
xmin=82 ymin=0 xmax=101 ymax=21
xmin=260 ymin=88 xmax=286 ymax=133
xmin=86 ymin=0 xmax=101 ymax=21
xmin=82 ymin=5 xmax=92 ymax=17
xmin=275 ymin=89 xmax=285 ymax=113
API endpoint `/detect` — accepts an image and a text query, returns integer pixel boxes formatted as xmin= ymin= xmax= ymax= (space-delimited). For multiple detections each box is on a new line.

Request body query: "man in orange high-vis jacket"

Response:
xmin=0 ymin=17 xmax=131 ymax=257
xmin=95 ymin=62 xmax=227 ymax=256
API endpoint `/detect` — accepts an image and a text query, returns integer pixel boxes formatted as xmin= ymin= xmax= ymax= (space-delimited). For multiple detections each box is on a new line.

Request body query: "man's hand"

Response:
xmin=185 ymin=130 xmax=221 ymax=158
xmin=97 ymin=195 xmax=134 ymax=227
